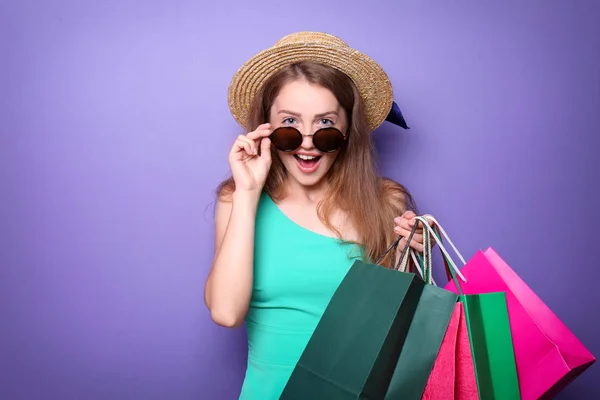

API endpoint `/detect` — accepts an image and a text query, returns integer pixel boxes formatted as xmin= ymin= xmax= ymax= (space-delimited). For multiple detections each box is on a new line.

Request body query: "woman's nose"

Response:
xmin=300 ymin=132 xmax=315 ymax=149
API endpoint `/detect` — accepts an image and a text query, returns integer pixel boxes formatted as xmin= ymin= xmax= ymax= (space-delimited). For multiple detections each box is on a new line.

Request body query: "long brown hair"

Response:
xmin=218 ymin=62 xmax=416 ymax=267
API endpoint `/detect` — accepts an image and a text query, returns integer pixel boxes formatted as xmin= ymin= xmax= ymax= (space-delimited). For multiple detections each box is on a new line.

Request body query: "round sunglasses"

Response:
xmin=269 ymin=126 xmax=347 ymax=153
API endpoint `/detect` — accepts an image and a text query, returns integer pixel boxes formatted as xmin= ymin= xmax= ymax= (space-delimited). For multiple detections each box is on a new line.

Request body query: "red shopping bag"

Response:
xmin=422 ymin=302 xmax=478 ymax=400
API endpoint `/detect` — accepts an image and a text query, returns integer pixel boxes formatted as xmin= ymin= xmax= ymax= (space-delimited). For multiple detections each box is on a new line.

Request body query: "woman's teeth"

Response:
xmin=294 ymin=153 xmax=321 ymax=172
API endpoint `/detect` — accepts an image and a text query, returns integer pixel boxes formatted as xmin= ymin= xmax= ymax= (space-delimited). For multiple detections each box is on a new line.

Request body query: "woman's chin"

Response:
xmin=287 ymin=169 xmax=330 ymax=189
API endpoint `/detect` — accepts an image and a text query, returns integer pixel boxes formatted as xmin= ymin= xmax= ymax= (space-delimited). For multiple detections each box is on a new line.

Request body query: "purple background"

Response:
xmin=1 ymin=0 xmax=599 ymax=398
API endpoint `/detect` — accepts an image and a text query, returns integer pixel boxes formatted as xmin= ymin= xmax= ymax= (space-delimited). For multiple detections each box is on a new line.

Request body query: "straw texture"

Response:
xmin=228 ymin=32 xmax=393 ymax=132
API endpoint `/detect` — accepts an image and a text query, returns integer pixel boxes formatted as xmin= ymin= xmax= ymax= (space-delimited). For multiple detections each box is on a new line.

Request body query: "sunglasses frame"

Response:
xmin=269 ymin=126 xmax=348 ymax=153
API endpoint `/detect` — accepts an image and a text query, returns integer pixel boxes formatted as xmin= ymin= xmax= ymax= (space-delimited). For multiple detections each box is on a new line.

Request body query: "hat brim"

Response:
xmin=228 ymin=42 xmax=393 ymax=132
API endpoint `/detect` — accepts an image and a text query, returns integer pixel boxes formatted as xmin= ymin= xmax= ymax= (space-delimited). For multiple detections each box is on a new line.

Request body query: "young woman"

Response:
xmin=205 ymin=32 xmax=427 ymax=399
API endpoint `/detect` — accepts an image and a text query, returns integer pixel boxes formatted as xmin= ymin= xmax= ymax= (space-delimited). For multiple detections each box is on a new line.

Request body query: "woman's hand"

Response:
xmin=394 ymin=211 xmax=434 ymax=253
xmin=229 ymin=123 xmax=273 ymax=193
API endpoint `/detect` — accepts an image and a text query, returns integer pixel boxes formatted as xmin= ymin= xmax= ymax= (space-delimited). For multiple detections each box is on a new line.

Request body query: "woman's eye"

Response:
xmin=320 ymin=118 xmax=334 ymax=125
xmin=283 ymin=117 xmax=296 ymax=124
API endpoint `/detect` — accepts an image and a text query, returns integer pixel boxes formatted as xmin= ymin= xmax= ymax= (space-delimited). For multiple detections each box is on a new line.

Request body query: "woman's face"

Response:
xmin=269 ymin=79 xmax=348 ymax=189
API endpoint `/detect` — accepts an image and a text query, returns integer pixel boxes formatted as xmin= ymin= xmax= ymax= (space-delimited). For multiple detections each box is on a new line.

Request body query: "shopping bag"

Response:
xmin=280 ymin=224 xmax=458 ymax=400
xmin=426 ymin=214 xmax=596 ymax=399
xmin=460 ymin=292 xmax=521 ymax=399
xmin=447 ymin=249 xmax=595 ymax=399
xmin=415 ymin=216 xmax=521 ymax=400
xmin=421 ymin=301 xmax=478 ymax=400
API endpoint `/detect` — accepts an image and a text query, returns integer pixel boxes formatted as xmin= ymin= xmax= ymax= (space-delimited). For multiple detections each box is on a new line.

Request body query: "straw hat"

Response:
xmin=227 ymin=31 xmax=395 ymax=132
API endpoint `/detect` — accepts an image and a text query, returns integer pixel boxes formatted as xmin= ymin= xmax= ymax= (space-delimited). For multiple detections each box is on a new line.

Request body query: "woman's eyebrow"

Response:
xmin=277 ymin=110 xmax=301 ymax=117
xmin=315 ymin=111 xmax=339 ymax=119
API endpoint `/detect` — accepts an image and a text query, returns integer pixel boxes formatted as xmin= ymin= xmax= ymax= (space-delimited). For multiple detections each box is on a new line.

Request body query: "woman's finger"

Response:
xmin=403 ymin=210 xmax=416 ymax=219
xmin=255 ymin=123 xmax=271 ymax=131
xmin=238 ymin=135 xmax=258 ymax=155
xmin=397 ymin=238 xmax=408 ymax=253
xmin=394 ymin=226 xmax=424 ymax=242
xmin=394 ymin=216 xmax=412 ymax=231
xmin=231 ymin=135 xmax=247 ymax=153
xmin=260 ymin=137 xmax=272 ymax=162
xmin=231 ymin=136 xmax=255 ymax=157
xmin=410 ymin=240 xmax=425 ymax=253
xmin=247 ymin=125 xmax=272 ymax=140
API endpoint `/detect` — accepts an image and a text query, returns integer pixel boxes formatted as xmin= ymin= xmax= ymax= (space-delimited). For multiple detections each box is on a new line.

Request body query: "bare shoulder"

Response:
xmin=378 ymin=177 xmax=414 ymax=215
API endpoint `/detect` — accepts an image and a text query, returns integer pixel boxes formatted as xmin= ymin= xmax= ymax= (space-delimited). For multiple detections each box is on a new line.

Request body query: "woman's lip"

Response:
xmin=295 ymin=156 xmax=322 ymax=173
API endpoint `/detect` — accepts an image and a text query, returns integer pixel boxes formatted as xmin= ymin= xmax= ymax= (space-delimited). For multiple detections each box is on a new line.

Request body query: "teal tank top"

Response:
xmin=238 ymin=193 xmax=364 ymax=399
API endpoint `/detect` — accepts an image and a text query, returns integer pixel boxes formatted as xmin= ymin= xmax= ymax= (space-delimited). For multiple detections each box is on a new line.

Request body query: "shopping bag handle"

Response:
xmin=373 ymin=219 xmax=432 ymax=283
xmin=412 ymin=216 xmax=463 ymax=294
xmin=399 ymin=247 xmax=433 ymax=284
xmin=412 ymin=249 xmax=432 ymax=283
xmin=374 ymin=224 xmax=417 ymax=268
xmin=391 ymin=246 xmax=438 ymax=285
xmin=413 ymin=216 xmax=467 ymax=291
xmin=395 ymin=219 xmax=433 ymax=284
xmin=374 ymin=220 xmax=421 ymax=271
xmin=421 ymin=214 xmax=467 ymax=266
xmin=374 ymin=237 xmax=401 ymax=266
xmin=414 ymin=215 xmax=467 ymax=278
xmin=389 ymin=219 xmax=420 ymax=269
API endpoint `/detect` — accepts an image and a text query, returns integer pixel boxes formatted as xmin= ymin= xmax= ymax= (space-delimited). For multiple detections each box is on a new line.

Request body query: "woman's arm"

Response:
xmin=204 ymin=189 xmax=261 ymax=328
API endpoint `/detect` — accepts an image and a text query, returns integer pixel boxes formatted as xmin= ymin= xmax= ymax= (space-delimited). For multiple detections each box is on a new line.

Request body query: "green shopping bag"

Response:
xmin=279 ymin=224 xmax=458 ymax=400
xmin=461 ymin=293 xmax=521 ymax=399
xmin=417 ymin=216 xmax=521 ymax=400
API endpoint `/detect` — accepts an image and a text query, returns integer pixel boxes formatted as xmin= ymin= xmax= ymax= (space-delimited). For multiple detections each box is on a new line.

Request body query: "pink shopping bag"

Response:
xmin=444 ymin=248 xmax=596 ymax=399
xmin=422 ymin=302 xmax=478 ymax=400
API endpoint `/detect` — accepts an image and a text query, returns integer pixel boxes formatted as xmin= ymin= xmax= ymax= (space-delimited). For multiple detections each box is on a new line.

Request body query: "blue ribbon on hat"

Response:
xmin=385 ymin=101 xmax=409 ymax=129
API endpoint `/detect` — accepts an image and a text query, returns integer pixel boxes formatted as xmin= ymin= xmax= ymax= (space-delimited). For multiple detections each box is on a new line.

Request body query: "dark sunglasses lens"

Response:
xmin=270 ymin=127 xmax=302 ymax=151
xmin=313 ymin=128 xmax=344 ymax=152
